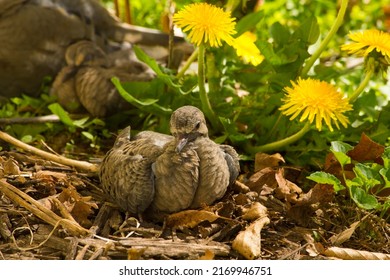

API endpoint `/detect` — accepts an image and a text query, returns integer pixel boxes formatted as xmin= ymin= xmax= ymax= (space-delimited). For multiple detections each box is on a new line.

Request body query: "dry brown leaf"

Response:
xmin=233 ymin=180 xmax=251 ymax=193
xmin=165 ymin=210 xmax=229 ymax=229
xmin=58 ymin=186 xmax=98 ymax=227
xmin=324 ymin=153 xmax=355 ymax=185
xmin=274 ymin=168 xmax=302 ymax=203
xmin=232 ymin=216 xmax=270 ymax=259
xmin=347 ymin=133 xmax=385 ymax=162
xmin=0 ymin=213 xmax=12 ymax=240
xmin=198 ymin=249 xmax=215 ymax=260
xmin=324 ymin=246 xmax=390 ymax=260
xmin=127 ymin=248 xmax=147 ymax=260
xmin=233 ymin=193 xmax=251 ymax=205
xmin=71 ymin=200 xmax=96 ymax=227
xmin=287 ymin=204 xmax=315 ymax=227
xmin=254 ymin=153 xmax=285 ymax=172
xmin=287 ymin=184 xmax=334 ymax=226
xmin=34 ymin=170 xmax=67 ymax=182
xmin=0 ymin=179 xmax=90 ymax=236
xmin=324 ymin=152 xmax=339 ymax=171
xmin=2 ymin=157 xmax=20 ymax=175
xmin=241 ymin=202 xmax=268 ymax=221
xmin=306 ymin=243 xmax=320 ymax=257
xmin=296 ymin=184 xmax=334 ymax=206
xmin=247 ymin=167 xmax=277 ymax=194
xmin=329 ymin=220 xmax=361 ymax=246
xmin=33 ymin=170 xmax=68 ymax=195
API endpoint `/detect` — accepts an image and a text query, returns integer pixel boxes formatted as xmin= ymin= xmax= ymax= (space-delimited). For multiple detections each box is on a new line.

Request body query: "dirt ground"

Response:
xmin=0 ymin=141 xmax=389 ymax=260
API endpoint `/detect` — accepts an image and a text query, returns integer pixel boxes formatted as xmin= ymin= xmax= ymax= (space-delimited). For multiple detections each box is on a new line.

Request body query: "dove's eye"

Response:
xmin=194 ymin=121 xmax=201 ymax=130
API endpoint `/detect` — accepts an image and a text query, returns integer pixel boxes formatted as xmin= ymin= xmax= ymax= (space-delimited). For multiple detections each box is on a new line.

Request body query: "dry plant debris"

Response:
xmin=0 ymin=130 xmax=389 ymax=260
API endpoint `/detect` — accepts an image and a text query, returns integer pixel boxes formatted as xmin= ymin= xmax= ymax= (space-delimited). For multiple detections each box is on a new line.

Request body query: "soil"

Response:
xmin=0 ymin=142 xmax=389 ymax=260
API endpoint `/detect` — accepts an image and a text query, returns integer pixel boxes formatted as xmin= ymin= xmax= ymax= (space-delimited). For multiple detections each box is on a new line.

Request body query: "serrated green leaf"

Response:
xmin=330 ymin=141 xmax=353 ymax=167
xmin=383 ymin=146 xmax=390 ymax=168
xmin=331 ymin=141 xmax=354 ymax=153
xmin=345 ymin=177 xmax=363 ymax=188
xmin=235 ymin=10 xmax=264 ymax=36
xmin=379 ymin=168 xmax=390 ymax=188
xmin=257 ymin=41 xmax=283 ymax=65
xmin=270 ymin=22 xmax=290 ymax=45
xmin=295 ymin=15 xmax=320 ymax=44
xmin=307 ymin=171 xmax=345 ymax=192
xmin=332 ymin=151 xmax=351 ymax=167
xmin=353 ymin=163 xmax=381 ymax=190
xmin=350 ymin=185 xmax=379 ymax=210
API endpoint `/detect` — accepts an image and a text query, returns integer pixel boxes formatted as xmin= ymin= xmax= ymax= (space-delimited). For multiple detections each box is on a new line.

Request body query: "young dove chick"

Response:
xmin=99 ymin=106 xmax=240 ymax=218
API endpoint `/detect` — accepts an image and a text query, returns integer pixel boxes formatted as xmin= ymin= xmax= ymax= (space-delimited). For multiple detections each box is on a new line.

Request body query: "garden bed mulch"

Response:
xmin=0 ymin=131 xmax=389 ymax=260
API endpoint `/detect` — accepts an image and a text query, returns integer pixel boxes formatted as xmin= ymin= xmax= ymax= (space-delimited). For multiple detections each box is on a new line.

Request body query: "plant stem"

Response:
xmin=245 ymin=122 xmax=311 ymax=153
xmin=301 ymin=0 xmax=349 ymax=77
xmin=349 ymin=67 xmax=374 ymax=103
xmin=197 ymin=43 xmax=219 ymax=129
xmin=176 ymin=48 xmax=199 ymax=79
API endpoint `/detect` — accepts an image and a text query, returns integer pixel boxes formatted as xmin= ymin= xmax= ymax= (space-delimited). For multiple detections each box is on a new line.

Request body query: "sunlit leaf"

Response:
xmin=331 ymin=141 xmax=354 ymax=153
xmin=379 ymin=168 xmax=390 ymax=188
xmin=20 ymin=135 xmax=33 ymax=144
xmin=307 ymin=171 xmax=345 ymax=192
xmin=82 ymin=131 xmax=94 ymax=141
xmin=383 ymin=146 xmax=390 ymax=168
xmin=111 ymin=77 xmax=171 ymax=115
xmin=353 ymin=163 xmax=381 ymax=190
xmin=133 ymin=45 xmax=185 ymax=91
xmin=330 ymin=141 xmax=353 ymax=167
xmin=72 ymin=117 xmax=90 ymax=128
xmin=48 ymin=103 xmax=74 ymax=127
xmin=350 ymin=185 xmax=379 ymax=210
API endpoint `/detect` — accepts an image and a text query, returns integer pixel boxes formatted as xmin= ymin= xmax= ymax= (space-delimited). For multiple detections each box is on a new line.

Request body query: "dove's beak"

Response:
xmin=176 ymin=136 xmax=188 ymax=153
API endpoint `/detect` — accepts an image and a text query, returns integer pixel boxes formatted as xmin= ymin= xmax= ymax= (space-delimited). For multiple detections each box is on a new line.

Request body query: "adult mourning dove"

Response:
xmin=0 ymin=0 xmax=188 ymax=99
xmin=0 ymin=0 xmax=90 ymax=98
xmin=99 ymin=106 xmax=240 ymax=218
xmin=51 ymin=40 xmax=154 ymax=117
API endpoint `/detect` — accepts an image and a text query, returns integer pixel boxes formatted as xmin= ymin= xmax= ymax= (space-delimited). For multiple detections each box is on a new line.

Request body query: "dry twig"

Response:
xmin=0 ymin=130 xmax=98 ymax=173
xmin=0 ymin=179 xmax=90 ymax=237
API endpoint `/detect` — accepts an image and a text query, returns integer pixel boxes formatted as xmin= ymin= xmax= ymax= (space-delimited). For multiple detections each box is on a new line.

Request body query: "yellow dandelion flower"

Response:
xmin=279 ymin=78 xmax=352 ymax=131
xmin=341 ymin=29 xmax=390 ymax=59
xmin=232 ymin=32 xmax=264 ymax=66
xmin=173 ymin=3 xmax=236 ymax=47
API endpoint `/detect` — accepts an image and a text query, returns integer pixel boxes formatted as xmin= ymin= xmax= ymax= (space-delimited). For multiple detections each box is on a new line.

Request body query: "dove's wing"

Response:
xmin=99 ymin=129 xmax=168 ymax=214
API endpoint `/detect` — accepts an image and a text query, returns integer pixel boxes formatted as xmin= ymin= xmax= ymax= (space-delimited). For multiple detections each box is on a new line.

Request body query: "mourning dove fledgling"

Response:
xmin=99 ymin=106 xmax=240 ymax=218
